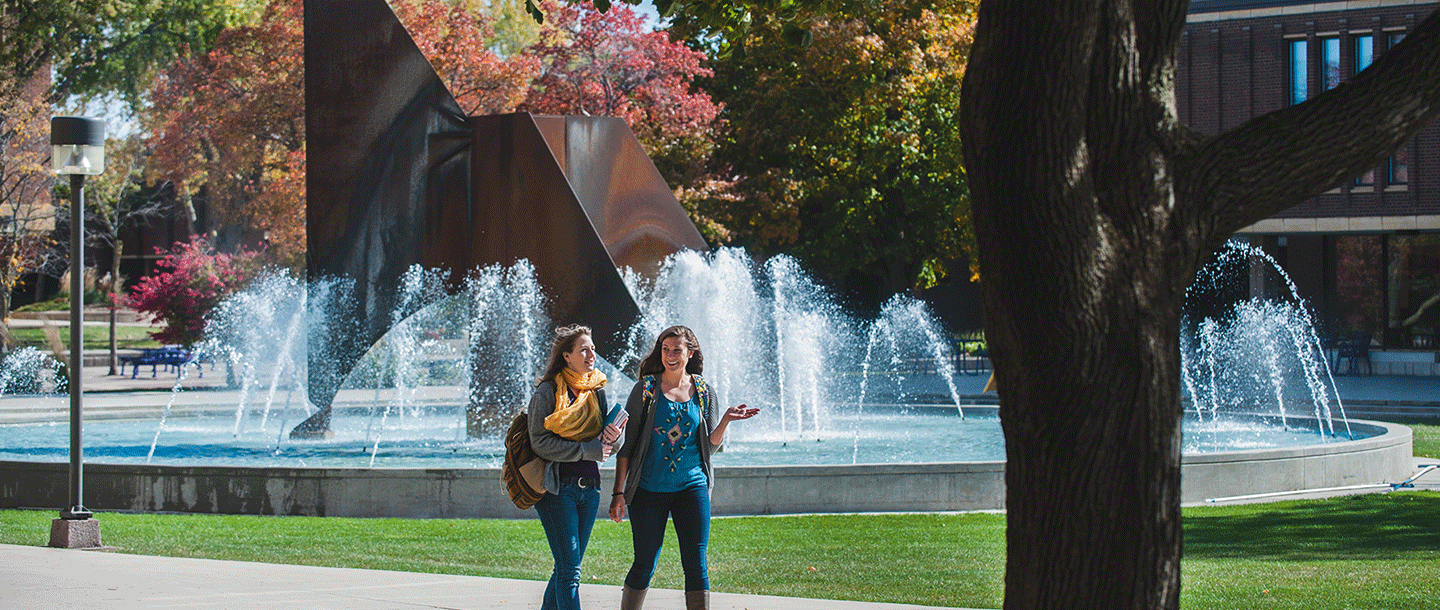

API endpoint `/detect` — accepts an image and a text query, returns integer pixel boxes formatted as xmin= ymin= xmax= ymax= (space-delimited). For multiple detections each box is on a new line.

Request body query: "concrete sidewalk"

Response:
xmin=0 ymin=543 xmax=979 ymax=610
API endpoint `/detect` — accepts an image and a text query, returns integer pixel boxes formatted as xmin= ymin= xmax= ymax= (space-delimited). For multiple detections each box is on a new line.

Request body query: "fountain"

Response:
xmin=0 ymin=348 xmax=64 ymax=396
xmin=1181 ymin=242 xmax=1357 ymax=449
xmin=0 ymin=246 xmax=1415 ymax=517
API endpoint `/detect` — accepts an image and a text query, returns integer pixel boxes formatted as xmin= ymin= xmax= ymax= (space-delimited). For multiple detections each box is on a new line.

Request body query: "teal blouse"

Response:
xmin=637 ymin=394 xmax=708 ymax=492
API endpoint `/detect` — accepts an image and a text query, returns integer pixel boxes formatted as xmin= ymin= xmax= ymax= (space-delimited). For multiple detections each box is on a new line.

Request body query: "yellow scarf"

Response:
xmin=544 ymin=368 xmax=607 ymax=441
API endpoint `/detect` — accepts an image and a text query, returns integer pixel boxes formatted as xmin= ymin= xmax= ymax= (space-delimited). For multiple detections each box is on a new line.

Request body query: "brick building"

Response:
xmin=1180 ymin=0 xmax=1440 ymax=369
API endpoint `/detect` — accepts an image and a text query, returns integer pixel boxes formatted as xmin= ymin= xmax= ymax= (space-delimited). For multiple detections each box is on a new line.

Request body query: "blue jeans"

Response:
xmin=534 ymin=479 xmax=601 ymax=610
xmin=625 ymin=485 xmax=711 ymax=592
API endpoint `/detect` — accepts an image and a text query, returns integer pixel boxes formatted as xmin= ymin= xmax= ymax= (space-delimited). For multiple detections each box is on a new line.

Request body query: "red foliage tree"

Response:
xmin=145 ymin=0 xmax=305 ymax=268
xmin=392 ymin=0 xmax=541 ymax=116
xmin=519 ymin=1 xmax=721 ymax=189
xmin=125 ymin=236 xmax=269 ymax=347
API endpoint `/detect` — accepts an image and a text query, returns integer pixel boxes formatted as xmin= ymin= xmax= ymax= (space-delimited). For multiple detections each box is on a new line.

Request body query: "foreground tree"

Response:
xmin=957 ymin=3 xmax=1440 ymax=609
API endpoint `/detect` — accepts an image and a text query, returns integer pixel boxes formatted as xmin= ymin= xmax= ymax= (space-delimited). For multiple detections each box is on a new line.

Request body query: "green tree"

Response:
xmin=683 ymin=2 xmax=976 ymax=298
xmin=486 ymin=0 xmax=546 ymax=55
xmin=0 ymin=0 xmax=256 ymax=105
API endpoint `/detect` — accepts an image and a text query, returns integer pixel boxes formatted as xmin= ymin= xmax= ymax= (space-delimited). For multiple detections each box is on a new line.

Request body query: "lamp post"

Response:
xmin=48 ymin=116 xmax=104 ymax=548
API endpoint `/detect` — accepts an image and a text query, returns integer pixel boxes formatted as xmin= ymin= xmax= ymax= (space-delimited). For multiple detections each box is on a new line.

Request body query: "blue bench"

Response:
xmin=119 ymin=346 xmax=207 ymax=379
xmin=955 ymin=340 xmax=989 ymax=376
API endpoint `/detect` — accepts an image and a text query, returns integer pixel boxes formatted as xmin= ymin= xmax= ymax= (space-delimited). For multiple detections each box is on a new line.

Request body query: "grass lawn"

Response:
xmin=1396 ymin=421 xmax=1439 ymax=459
xmin=5 ymin=324 xmax=161 ymax=351
xmin=2 ymin=491 xmax=1436 ymax=609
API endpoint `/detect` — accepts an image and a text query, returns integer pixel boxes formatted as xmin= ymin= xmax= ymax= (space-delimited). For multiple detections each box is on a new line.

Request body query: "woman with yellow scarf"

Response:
xmin=527 ymin=324 xmax=626 ymax=610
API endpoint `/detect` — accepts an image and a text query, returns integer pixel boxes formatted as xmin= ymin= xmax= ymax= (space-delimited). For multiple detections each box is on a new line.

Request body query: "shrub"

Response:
xmin=125 ymin=236 xmax=269 ymax=347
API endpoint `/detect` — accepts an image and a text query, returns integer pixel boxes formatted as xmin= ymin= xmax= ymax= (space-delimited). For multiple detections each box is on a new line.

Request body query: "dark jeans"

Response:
xmin=534 ymin=478 xmax=601 ymax=610
xmin=624 ymin=485 xmax=711 ymax=592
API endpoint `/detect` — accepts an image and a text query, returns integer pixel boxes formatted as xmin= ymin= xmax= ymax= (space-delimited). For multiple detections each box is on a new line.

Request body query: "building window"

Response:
xmin=1290 ymin=39 xmax=1308 ymax=104
xmin=1332 ymin=235 xmax=1384 ymax=337
xmin=1355 ymin=35 xmax=1373 ymax=74
xmin=1322 ymin=37 xmax=1341 ymax=89
xmin=1327 ymin=234 xmax=1440 ymax=349
xmin=1356 ymin=167 xmax=1376 ymax=188
xmin=1355 ymin=36 xmax=1376 ymax=187
xmin=1391 ymin=145 xmax=1409 ymax=185
xmin=1388 ymin=235 xmax=1440 ymax=348
xmin=1380 ymin=32 xmax=1408 ymax=187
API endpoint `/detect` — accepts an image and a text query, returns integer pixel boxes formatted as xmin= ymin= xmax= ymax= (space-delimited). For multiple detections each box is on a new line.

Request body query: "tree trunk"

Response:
xmin=960 ymin=2 xmax=1440 ymax=609
xmin=107 ymin=239 xmax=122 ymax=375
xmin=0 ymin=288 xmax=11 ymax=354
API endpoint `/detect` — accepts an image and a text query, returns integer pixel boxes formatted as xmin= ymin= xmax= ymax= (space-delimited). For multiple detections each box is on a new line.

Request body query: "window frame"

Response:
xmin=1288 ymin=37 xmax=1309 ymax=106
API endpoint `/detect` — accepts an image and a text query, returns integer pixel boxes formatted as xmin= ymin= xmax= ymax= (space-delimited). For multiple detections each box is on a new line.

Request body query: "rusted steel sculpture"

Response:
xmin=529 ymin=115 xmax=708 ymax=275
xmin=298 ymin=0 xmax=705 ymax=437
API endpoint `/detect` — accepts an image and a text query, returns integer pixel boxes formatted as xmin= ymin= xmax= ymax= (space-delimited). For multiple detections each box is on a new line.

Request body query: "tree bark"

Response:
xmin=107 ymin=239 xmax=122 ymax=376
xmin=0 ymin=290 xmax=10 ymax=354
xmin=960 ymin=2 xmax=1440 ymax=609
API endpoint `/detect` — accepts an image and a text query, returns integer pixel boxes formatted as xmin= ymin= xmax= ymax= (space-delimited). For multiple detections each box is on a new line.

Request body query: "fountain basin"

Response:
xmin=0 ymin=418 xmax=1411 ymax=517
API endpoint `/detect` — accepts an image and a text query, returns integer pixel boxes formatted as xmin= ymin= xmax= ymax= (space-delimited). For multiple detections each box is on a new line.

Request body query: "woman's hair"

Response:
xmin=537 ymin=324 xmax=593 ymax=386
xmin=636 ymin=325 xmax=704 ymax=378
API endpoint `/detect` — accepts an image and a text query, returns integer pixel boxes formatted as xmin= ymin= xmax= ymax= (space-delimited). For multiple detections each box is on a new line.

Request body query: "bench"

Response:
xmin=955 ymin=340 xmax=990 ymax=376
xmin=119 ymin=346 xmax=208 ymax=379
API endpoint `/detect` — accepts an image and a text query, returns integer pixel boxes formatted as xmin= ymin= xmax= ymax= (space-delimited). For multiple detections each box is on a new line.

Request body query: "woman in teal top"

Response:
xmin=608 ymin=326 xmax=759 ymax=610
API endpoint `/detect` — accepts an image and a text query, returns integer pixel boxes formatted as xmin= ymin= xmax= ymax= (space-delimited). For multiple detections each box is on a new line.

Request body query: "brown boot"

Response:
xmin=684 ymin=590 xmax=709 ymax=610
xmin=620 ymin=585 xmax=647 ymax=610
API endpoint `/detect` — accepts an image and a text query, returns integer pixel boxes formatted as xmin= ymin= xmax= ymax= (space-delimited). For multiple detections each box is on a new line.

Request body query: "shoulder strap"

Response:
xmin=641 ymin=374 xmax=710 ymax=419
xmin=641 ymin=375 xmax=657 ymax=410
xmin=692 ymin=375 xmax=711 ymax=420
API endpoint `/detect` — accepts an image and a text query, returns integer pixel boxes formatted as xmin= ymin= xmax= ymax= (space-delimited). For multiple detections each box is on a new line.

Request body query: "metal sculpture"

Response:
xmin=298 ymin=0 xmax=705 ymax=437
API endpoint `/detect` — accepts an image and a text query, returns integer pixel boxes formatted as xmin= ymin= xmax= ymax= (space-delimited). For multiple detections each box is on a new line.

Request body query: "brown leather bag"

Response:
xmin=502 ymin=411 xmax=547 ymax=509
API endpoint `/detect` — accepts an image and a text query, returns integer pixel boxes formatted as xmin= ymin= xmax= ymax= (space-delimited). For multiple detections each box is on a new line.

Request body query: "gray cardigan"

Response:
xmin=614 ymin=374 xmax=720 ymax=504
xmin=526 ymin=380 xmax=623 ymax=494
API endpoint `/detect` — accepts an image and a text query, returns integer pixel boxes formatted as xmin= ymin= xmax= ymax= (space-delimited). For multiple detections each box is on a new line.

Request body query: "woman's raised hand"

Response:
xmin=723 ymin=404 xmax=760 ymax=421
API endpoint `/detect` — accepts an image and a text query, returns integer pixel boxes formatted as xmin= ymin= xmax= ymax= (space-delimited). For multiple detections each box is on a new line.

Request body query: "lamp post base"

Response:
xmin=48 ymin=517 xmax=102 ymax=549
xmin=60 ymin=506 xmax=93 ymax=520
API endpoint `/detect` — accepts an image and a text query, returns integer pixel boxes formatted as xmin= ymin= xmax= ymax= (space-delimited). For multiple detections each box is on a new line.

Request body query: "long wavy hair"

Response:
xmin=636 ymin=325 xmax=704 ymax=378
xmin=537 ymin=324 xmax=592 ymax=387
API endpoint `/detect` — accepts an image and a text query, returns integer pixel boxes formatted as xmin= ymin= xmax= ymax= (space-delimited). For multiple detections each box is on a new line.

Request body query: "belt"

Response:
xmin=560 ymin=476 xmax=600 ymax=489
